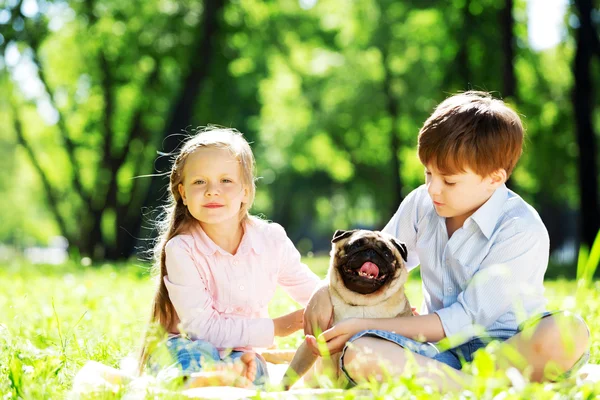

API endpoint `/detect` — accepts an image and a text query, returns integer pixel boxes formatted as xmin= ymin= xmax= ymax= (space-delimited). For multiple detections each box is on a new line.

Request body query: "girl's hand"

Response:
xmin=306 ymin=318 xmax=366 ymax=356
xmin=303 ymin=285 xmax=333 ymax=336
xmin=273 ymin=309 xmax=304 ymax=337
xmin=412 ymin=307 xmax=419 ymax=316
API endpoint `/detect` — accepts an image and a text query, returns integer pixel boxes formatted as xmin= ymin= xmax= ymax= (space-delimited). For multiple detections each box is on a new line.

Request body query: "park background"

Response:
xmin=1 ymin=0 xmax=600 ymax=398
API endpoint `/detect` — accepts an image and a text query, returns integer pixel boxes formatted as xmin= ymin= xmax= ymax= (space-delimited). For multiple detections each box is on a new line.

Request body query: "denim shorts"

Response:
xmin=340 ymin=310 xmax=590 ymax=385
xmin=152 ymin=336 xmax=268 ymax=386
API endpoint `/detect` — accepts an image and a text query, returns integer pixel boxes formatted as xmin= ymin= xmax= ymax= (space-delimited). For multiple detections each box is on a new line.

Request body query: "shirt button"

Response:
xmin=447 ymin=287 xmax=453 ymax=293
xmin=233 ymin=260 xmax=239 ymax=266
xmin=240 ymin=285 xmax=244 ymax=290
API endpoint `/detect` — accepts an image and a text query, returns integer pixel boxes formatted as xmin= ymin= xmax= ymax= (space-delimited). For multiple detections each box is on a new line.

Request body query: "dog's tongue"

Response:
xmin=359 ymin=262 xmax=379 ymax=278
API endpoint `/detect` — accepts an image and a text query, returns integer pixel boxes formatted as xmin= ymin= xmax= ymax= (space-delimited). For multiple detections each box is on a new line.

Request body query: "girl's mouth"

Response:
xmin=203 ymin=204 xmax=224 ymax=208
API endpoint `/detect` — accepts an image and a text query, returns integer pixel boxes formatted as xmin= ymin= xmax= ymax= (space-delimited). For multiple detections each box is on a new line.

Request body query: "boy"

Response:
xmin=303 ymin=91 xmax=590 ymax=390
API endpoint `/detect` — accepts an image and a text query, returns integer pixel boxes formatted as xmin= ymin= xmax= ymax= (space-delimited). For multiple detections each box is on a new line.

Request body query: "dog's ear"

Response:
xmin=332 ymin=229 xmax=357 ymax=243
xmin=390 ymin=238 xmax=408 ymax=262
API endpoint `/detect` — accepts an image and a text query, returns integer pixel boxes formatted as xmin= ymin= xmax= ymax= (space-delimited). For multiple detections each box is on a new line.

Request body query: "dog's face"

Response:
xmin=329 ymin=229 xmax=408 ymax=299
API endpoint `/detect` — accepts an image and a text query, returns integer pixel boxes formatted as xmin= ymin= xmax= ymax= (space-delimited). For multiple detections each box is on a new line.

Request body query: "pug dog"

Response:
xmin=282 ymin=229 xmax=412 ymax=389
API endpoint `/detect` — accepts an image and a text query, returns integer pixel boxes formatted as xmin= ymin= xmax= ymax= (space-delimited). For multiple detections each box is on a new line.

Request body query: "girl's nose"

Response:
xmin=205 ymin=182 xmax=219 ymax=196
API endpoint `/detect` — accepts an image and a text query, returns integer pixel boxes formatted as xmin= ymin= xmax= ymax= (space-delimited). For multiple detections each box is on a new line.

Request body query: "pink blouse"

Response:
xmin=164 ymin=217 xmax=321 ymax=354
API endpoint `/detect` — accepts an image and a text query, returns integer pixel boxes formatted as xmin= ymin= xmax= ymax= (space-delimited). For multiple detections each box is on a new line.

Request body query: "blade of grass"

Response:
xmin=584 ymin=229 xmax=600 ymax=282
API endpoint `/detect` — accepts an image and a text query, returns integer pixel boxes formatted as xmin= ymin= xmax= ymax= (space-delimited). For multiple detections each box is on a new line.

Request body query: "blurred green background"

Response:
xmin=1 ymin=0 xmax=599 ymax=276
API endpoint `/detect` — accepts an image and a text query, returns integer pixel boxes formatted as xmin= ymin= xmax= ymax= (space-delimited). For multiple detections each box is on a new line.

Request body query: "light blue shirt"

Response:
xmin=383 ymin=184 xmax=549 ymax=343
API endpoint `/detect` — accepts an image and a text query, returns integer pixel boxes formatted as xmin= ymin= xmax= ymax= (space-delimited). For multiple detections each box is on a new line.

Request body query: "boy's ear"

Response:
xmin=178 ymin=183 xmax=187 ymax=205
xmin=489 ymin=169 xmax=507 ymax=187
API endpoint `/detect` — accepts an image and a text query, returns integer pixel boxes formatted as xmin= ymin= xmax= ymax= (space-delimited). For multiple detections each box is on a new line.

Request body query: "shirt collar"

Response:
xmin=190 ymin=220 xmax=263 ymax=256
xmin=469 ymin=184 xmax=508 ymax=239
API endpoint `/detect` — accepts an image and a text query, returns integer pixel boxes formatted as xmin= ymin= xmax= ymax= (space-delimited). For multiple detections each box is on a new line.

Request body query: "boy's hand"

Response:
xmin=306 ymin=318 xmax=366 ymax=356
xmin=303 ymin=285 xmax=333 ymax=336
xmin=273 ymin=309 xmax=304 ymax=337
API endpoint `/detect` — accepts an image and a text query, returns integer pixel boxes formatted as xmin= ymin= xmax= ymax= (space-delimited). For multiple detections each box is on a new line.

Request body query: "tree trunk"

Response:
xmin=501 ymin=0 xmax=517 ymax=189
xmin=573 ymin=0 xmax=600 ymax=248
xmin=138 ymin=0 xmax=226 ymax=245
xmin=382 ymin=49 xmax=404 ymax=216
xmin=500 ymin=0 xmax=516 ymax=100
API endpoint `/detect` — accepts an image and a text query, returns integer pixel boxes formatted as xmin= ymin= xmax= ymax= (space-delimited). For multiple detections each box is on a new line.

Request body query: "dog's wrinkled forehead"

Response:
xmin=331 ymin=229 xmax=408 ymax=262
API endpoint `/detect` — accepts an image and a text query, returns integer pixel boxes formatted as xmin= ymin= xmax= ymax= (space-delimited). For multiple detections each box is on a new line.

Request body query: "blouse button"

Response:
xmin=447 ymin=287 xmax=453 ymax=293
xmin=233 ymin=260 xmax=239 ymax=266
xmin=240 ymin=285 xmax=245 ymax=290
xmin=236 ymin=306 xmax=243 ymax=313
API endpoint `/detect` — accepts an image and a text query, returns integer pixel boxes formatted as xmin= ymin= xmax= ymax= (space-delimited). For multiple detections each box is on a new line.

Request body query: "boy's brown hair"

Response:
xmin=418 ymin=91 xmax=524 ymax=178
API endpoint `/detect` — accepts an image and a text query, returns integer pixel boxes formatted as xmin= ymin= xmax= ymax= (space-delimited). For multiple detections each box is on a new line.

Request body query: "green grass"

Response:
xmin=0 ymin=256 xmax=598 ymax=399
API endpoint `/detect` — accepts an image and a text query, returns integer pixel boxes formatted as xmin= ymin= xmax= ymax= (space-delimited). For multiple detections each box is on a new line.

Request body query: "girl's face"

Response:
xmin=178 ymin=147 xmax=249 ymax=230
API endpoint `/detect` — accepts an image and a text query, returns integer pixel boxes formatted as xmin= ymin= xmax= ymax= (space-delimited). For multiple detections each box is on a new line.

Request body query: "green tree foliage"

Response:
xmin=1 ymin=0 xmax=598 ymax=262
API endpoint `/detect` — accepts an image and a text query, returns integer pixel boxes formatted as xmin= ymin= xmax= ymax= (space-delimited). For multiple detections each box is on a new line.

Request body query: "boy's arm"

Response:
xmin=435 ymin=227 xmax=549 ymax=344
xmin=382 ymin=187 xmax=423 ymax=270
xmin=314 ymin=314 xmax=445 ymax=354
xmin=362 ymin=313 xmax=446 ymax=341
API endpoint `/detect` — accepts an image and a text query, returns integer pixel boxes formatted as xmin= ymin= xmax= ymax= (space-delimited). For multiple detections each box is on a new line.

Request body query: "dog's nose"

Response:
xmin=366 ymin=249 xmax=377 ymax=258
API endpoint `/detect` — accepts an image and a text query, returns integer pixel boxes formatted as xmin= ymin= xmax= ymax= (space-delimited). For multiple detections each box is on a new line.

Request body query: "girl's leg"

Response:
xmin=496 ymin=312 xmax=590 ymax=382
xmin=162 ymin=337 xmax=220 ymax=374
xmin=342 ymin=336 xmax=471 ymax=391
xmin=162 ymin=337 xmax=257 ymax=388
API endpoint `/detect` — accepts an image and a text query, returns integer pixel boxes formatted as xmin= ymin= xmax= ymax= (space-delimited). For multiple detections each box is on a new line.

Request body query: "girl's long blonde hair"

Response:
xmin=139 ymin=127 xmax=256 ymax=372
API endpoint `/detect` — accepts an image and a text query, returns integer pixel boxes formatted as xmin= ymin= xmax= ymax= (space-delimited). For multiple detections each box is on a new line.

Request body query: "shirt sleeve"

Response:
xmin=164 ymin=239 xmax=275 ymax=348
xmin=382 ymin=187 xmax=422 ymax=270
xmin=271 ymin=224 xmax=322 ymax=306
xmin=434 ymin=227 xmax=549 ymax=341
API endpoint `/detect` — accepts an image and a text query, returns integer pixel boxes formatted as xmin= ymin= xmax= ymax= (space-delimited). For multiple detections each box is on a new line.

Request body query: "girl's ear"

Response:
xmin=239 ymin=184 xmax=250 ymax=204
xmin=178 ymin=183 xmax=187 ymax=205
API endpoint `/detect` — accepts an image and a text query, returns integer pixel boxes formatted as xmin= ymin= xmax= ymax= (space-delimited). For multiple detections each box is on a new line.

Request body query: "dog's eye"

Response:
xmin=383 ymin=249 xmax=392 ymax=258
xmin=348 ymin=241 xmax=361 ymax=250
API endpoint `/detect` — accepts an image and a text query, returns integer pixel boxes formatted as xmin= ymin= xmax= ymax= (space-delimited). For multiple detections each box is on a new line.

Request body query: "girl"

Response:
xmin=139 ymin=127 xmax=321 ymax=388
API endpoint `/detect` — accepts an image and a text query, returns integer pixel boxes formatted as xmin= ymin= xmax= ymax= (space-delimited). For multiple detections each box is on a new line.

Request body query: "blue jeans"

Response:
xmin=340 ymin=310 xmax=590 ymax=385
xmin=155 ymin=336 xmax=268 ymax=386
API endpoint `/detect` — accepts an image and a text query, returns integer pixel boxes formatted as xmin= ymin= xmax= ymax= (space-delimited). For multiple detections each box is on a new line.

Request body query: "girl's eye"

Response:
xmin=222 ymin=179 xmax=233 ymax=183
xmin=444 ymin=181 xmax=456 ymax=186
xmin=193 ymin=180 xmax=205 ymax=185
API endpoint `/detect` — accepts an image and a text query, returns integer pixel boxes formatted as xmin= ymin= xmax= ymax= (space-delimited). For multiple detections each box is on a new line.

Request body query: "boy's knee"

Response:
xmin=340 ymin=339 xmax=361 ymax=369
xmin=531 ymin=314 xmax=589 ymax=363
xmin=342 ymin=337 xmax=406 ymax=378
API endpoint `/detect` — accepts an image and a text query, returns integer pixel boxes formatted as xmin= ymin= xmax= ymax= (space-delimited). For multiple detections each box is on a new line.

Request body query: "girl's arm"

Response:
xmin=165 ymin=238 xmax=275 ymax=348
xmin=273 ymin=308 xmax=304 ymax=337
